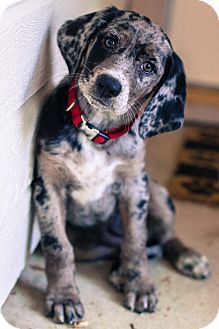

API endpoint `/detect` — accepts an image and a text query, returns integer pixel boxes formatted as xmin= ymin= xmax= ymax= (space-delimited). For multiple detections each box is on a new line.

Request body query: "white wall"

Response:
xmin=167 ymin=0 xmax=219 ymax=88
xmin=132 ymin=0 xmax=166 ymax=26
xmin=130 ymin=0 xmax=219 ymax=88
xmin=0 ymin=0 xmax=127 ymax=309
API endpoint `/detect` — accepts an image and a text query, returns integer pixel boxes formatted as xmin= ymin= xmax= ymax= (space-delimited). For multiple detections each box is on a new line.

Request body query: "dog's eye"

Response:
xmin=105 ymin=37 xmax=117 ymax=49
xmin=141 ymin=61 xmax=154 ymax=75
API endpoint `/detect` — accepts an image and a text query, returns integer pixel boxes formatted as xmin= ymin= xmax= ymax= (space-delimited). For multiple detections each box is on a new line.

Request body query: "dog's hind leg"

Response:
xmin=148 ymin=180 xmax=211 ymax=280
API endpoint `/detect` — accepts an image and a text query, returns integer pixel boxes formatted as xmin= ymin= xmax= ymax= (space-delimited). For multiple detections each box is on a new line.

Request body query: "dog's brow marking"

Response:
xmin=109 ymin=25 xmax=120 ymax=37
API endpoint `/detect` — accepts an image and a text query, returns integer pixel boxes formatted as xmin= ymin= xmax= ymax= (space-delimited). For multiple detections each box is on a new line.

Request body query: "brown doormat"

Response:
xmin=168 ymin=123 xmax=219 ymax=206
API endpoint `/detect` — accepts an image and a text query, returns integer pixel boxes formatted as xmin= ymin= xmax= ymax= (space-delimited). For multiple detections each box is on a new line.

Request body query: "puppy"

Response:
xmin=32 ymin=7 xmax=210 ymax=324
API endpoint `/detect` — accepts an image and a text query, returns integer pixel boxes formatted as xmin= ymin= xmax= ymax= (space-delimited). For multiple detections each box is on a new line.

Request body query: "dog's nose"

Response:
xmin=96 ymin=74 xmax=122 ymax=98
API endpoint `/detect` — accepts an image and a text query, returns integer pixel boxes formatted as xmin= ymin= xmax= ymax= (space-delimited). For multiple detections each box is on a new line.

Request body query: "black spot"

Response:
xmin=85 ymin=34 xmax=110 ymax=72
xmin=157 ymin=94 xmax=164 ymax=102
xmin=137 ymin=199 xmax=146 ymax=209
xmin=125 ymin=269 xmax=139 ymax=282
xmin=128 ymin=12 xmax=141 ymax=21
xmin=157 ymin=98 xmax=183 ymax=124
xmin=35 ymin=143 xmax=41 ymax=156
xmin=41 ymin=235 xmax=62 ymax=251
xmin=128 ymin=129 xmax=136 ymax=137
xmin=103 ymin=6 xmax=125 ymax=22
xmin=128 ymin=43 xmax=144 ymax=60
xmin=64 ymin=127 xmax=82 ymax=152
xmin=117 ymin=47 xmax=126 ymax=54
xmin=175 ymin=72 xmax=186 ymax=96
xmin=142 ymin=174 xmax=148 ymax=184
xmin=143 ymin=15 xmax=152 ymax=25
xmin=110 ymin=260 xmax=121 ymax=273
xmin=166 ymin=196 xmax=176 ymax=213
xmin=183 ymin=263 xmax=194 ymax=272
xmin=117 ymin=22 xmax=131 ymax=30
xmin=66 ymin=13 xmax=95 ymax=36
xmin=36 ymin=80 xmax=82 ymax=153
xmin=137 ymin=197 xmax=148 ymax=221
xmin=34 ymin=177 xmax=49 ymax=207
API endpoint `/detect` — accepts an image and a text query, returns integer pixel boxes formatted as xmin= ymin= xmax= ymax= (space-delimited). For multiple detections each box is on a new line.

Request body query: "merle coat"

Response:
xmin=32 ymin=7 xmax=210 ymax=324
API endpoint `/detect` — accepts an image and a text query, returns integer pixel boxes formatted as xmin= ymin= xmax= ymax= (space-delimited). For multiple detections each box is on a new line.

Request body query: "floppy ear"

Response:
xmin=138 ymin=52 xmax=186 ymax=139
xmin=57 ymin=6 xmax=121 ymax=74
xmin=57 ymin=11 xmax=97 ymax=73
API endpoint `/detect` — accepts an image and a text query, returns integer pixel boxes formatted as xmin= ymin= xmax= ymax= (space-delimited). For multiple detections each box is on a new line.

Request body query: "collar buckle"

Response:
xmin=79 ymin=115 xmax=100 ymax=140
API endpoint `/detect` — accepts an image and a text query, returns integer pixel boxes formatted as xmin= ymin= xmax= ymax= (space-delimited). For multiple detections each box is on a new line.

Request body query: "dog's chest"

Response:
xmin=67 ymin=140 xmax=123 ymax=206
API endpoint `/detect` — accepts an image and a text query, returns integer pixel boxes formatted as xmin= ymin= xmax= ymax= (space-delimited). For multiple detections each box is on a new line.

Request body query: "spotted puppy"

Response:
xmin=32 ymin=7 xmax=211 ymax=324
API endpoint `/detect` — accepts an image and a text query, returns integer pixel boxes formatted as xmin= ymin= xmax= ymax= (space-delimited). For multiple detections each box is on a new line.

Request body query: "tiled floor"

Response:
xmin=2 ymin=124 xmax=219 ymax=329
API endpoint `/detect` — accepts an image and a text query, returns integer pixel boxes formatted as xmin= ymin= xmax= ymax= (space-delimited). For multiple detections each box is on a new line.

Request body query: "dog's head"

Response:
xmin=57 ymin=7 xmax=186 ymax=138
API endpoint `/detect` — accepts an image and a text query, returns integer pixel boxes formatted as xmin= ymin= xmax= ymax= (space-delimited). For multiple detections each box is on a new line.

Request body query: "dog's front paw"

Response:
xmin=109 ymin=265 xmax=158 ymax=313
xmin=176 ymin=250 xmax=211 ymax=280
xmin=124 ymin=283 xmax=158 ymax=314
xmin=45 ymin=286 xmax=84 ymax=324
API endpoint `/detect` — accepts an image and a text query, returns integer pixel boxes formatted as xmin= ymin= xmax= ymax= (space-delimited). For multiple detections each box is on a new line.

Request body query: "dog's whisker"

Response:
xmin=85 ymin=62 xmax=102 ymax=71
xmin=133 ymin=99 xmax=144 ymax=114
xmin=82 ymin=64 xmax=92 ymax=74
xmin=43 ymin=73 xmax=80 ymax=89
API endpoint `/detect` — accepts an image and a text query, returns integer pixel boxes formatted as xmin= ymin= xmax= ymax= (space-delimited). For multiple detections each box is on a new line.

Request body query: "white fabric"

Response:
xmin=0 ymin=0 xmax=24 ymax=18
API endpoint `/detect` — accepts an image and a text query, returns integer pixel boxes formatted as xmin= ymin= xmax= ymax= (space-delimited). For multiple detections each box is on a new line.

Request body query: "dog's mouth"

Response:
xmin=90 ymin=94 xmax=127 ymax=116
xmin=91 ymin=95 xmax=109 ymax=108
xmin=87 ymin=91 xmax=122 ymax=114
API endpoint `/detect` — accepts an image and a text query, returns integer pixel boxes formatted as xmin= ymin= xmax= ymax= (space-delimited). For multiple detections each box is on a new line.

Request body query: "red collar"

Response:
xmin=66 ymin=80 xmax=138 ymax=144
